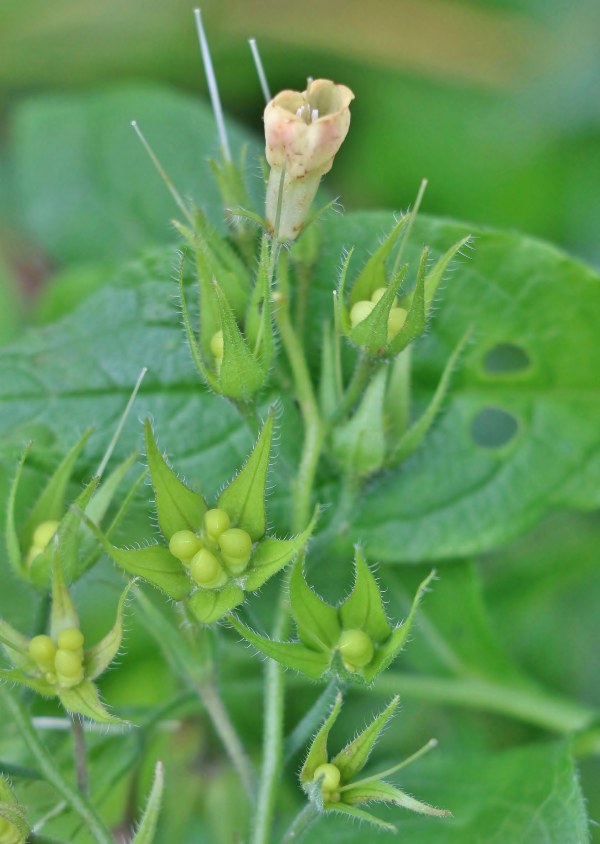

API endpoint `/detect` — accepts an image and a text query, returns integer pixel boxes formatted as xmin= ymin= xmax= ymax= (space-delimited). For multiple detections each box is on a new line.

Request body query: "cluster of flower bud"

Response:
xmin=169 ymin=508 xmax=254 ymax=589
xmin=28 ymin=627 xmax=85 ymax=689
xmin=349 ymin=286 xmax=407 ymax=344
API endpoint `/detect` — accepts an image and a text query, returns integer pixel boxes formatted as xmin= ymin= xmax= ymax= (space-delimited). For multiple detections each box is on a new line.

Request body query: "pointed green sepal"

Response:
xmin=362 ymin=570 xmax=435 ymax=683
xmin=331 ymin=696 xmax=400 ymax=782
xmin=389 ymin=328 xmax=471 ymax=466
xmin=131 ymin=760 xmax=165 ymax=844
xmin=85 ymin=451 xmax=139 ymax=526
xmin=343 ymin=780 xmax=450 ymax=817
xmin=50 ymin=548 xmax=79 ymax=640
xmin=0 ymin=793 xmax=29 ymax=844
xmin=215 ymin=282 xmax=266 ymax=400
xmin=0 ymin=668 xmax=55 ymax=697
xmin=335 ymin=248 xmax=355 ymax=335
xmin=339 ymin=548 xmax=392 ymax=644
xmin=244 ymin=506 xmax=319 ymax=592
xmin=5 ymin=445 xmax=31 ymax=578
xmin=300 ymin=693 xmax=343 ymax=784
xmin=349 ymin=215 xmax=410 ymax=306
xmin=188 ymin=584 xmax=245 ymax=625
xmin=324 ymin=801 xmax=396 ymax=832
xmin=58 ymin=680 xmax=127 ymax=725
xmin=290 ymin=558 xmax=340 ymax=652
xmin=218 ymin=411 xmax=274 ymax=541
xmin=0 ymin=620 xmax=31 ymax=670
xmin=85 ymin=581 xmax=134 ymax=680
xmin=177 ymin=258 xmax=220 ymax=392
xmin=228 ymin=618 xmax=330 ymax=679
xmin=331 ymin=368 xmax=387 ymax=476
xmin=424 ymin=235 xmax=472 ymax=311
xmin=144 ymin=421 xmax=207 ymax=539
xmin=349 ymin=267 xmax=406 ymax=353
xmin=319 ymin=320 xmax=343 ymax=420
xmin=245 ymin=235 xmax=275 ymax=373
xmin=385 ymin=247 xmax=428 ymax=357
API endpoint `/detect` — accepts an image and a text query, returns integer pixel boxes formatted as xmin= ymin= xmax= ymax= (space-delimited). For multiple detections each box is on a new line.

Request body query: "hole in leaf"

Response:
xmin=484 ymin=343 xmax=531 ymax=375
xmin=471 ymin=407 xmax=519 ymax=449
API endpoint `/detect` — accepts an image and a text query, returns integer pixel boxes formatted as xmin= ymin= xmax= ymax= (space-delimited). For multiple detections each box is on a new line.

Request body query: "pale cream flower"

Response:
xmin=264 ymin=79 xmax=354 ymax=240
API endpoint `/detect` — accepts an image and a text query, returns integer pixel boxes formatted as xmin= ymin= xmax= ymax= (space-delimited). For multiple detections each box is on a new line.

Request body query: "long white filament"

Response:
xmin=194 ymin=8 xmax=231 ymax=161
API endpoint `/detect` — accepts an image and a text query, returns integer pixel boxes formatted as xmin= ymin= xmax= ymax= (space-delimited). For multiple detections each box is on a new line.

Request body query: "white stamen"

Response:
xmin=248 ymin=37 xmax=272 ymax=104
xmin=130 ymin=121 xmax=194 ymax=225
xmin=311 ymin=108 xmax=319 ymax=122
xmin=193 ymin=8 xmax=231 ymax=161
xmin=95 ymin=366 xmax=148 ymax=478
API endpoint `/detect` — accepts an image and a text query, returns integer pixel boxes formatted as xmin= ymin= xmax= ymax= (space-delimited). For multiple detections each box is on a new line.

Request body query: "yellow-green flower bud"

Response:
xmin=204 ymin=508 xmax=231 ymax=541
xmin=28 ymin=635 xmax=56 ymax=672
xmin=190 ymin=549 xmax=228 ymax=589
xmin=313 ymin=762 xmax=341 ymax=792
xmin=219 ymin=528 xmax=253 ymax=574
xmin=349 ymin=299 xmax=375 ymax=328
xmin=338 ymin=628 xmax=374 ymax=671
xmin=387 ymin=306 xmax=408 ymax=341
xmin=370 ymin=287 xmax=388 ymax=304
xmin=210 ymin=330 xmax=224 ymax=362
xmin=57 ymin=627 xmax=85 ymax=652
xmin=0 ymin=815 xmax=19 ymax=844
xmin=55 ymin=648 xmax=84 ymax=688
xmin=32 ymin=520 xmax=60 ymax=549
xmin=169 ymin=530 xmax=203 ymax=564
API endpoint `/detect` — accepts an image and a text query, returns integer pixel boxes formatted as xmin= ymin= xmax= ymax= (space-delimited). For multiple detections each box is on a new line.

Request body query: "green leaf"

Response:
xmin=362 ymin=569 xmax=435 ymax=682
xmin=188 ymin=584 xmax=245 ymax=625
xmin=289 ymin=557 xmax=341 ymax=652
xmin=300 ymin=692 xmax=343 ymax=784
xmin=228 ymin=617 xmax=330 ymax=679
xmin=339 ymin=548 xmax=392 ymax=644
xmin=58 ymin=679 xmax=126 ymax=724
xmin=144 ymin=420 xmax=207 ymax=539
xmin=343 ymin=781 xmax=450 ymax=817
xmin=218 ymin=411 xmax=274 ymax=541
xmin=244 ymin=506 xmax=319 ymax=592
xmin=131 ymin=761 xmax=164 ymax=844
xmin=85 ymin=581 xmax=134 ymax=680
xmin=0 ymin=668 xmax=55 ymax=697
xmin=331 ymin=697 xmax=399 ymax=783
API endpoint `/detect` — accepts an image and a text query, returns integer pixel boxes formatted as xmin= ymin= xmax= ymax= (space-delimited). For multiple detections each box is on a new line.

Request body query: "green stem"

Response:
xmin=70 ymin=714 xmax=89 ymax=794
xmin=1 ymin=689 xmax=114 ymax=844
xmin=329 ymin=354 xmax=376 ymax=425
xmin=280 ymin=803 xmax=320 ymax=844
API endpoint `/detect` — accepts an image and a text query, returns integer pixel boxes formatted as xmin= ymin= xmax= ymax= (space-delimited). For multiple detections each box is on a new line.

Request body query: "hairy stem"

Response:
xmin=70 ymin=715 xmax=89 ymax=794
xmin=329 ymin=353 xmax=376 ymax=425
xmin=2 ymin=689 xmax=114 ymax=844
xmin=281 ymin=803 xmax=320 ymax=843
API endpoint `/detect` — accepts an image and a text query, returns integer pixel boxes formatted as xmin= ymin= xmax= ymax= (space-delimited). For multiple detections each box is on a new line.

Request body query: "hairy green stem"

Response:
xmin=70 ymin=715 xmax=89 ymax=794
xmin=280 ymin=803 xmax=320 ymax=844
xmin=2 ymin=689 xmax=114 ymax=844
xmin=329 ymin=354 xmax=377 ymax=425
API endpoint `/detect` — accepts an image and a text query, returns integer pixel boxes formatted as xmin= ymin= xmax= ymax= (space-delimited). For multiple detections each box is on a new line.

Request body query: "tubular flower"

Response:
xmin=264 ymin=78 xmax=354 ymax=241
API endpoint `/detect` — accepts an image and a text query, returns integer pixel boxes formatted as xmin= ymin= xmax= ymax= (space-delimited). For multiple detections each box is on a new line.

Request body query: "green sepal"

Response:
xmin=84 ymin=450 xmax=139 ymax=526
xmin=50 ymin=547 xmax=79 ymax=640
xmin=300 ymin=692 xmax=343 ymax=784
xmin=79 ymin=514 xmax=190 ymax=600
xmin=349 ymin=266 xmax=406 ymax=353
xmin=384 ymin=345 xmax=411 ymax=440
xmin=144 ymin=420 xmax=207 ymax=539
xmin=215 ymin=282 xmax=266 ymax=400
xmin=188 ymin=584 xmax=245 ymax=625
xmin=362 ymin=570 xmax=435 ymax=683
xmin=331 ymin=696 xmax=400 ymax=782
xmin=131 ymin=760 xmax=165 ymax=844
xmin=5 ymin=445 xmax=31 ymax=578
xmin=424 ymin=235 xmax=472 ymax=311
xmin=218 ymin=411 xmax=274 ymax=541
xmin=342 ymin=780 xmax=450 ymax=817
xmin=339 ymin=548 xmax=392 ymax=644
xmin=58 ymin=679 xmax=127 ymax=725
xmin=331 ymin=368 xmax=387 ymax=476
xmin=245 ymin=235 xmax=275 ymax=374
xmin=244 ymin=506 xmax=319 ymax=592
xmin=0 ymin=620 xmax=31 ymax=670
xmin=319 ymin=321 xmax=343 ymax=420
xmin=0 ymin=669 xmax=55 ymax=697
xmin=85 ymin=581 xmax=134 ymax=680
xmin=388 ymin=328 xmax=471 ymax=466
xmin=323 ymin=801 xmax=396 ymax=832
xmin=177 ymin=257 xmax=220 ymax=391
xmin=193 ymin=207 xmax=251 ymax=317
xmin=290 ymin=558 xmax=340 ymax=652
xmin=335 ymin=248 xmax=355 ymax=335
xmin=228 ymin=618 xmax=330 ymax=679
xmin=19 ymin=428 xmax=93 ymax=553
xmin=0 ymin=797 xmax=29 ymax=844
xmin=385 ymin=247 xmax=428 ymax=357
xmin=349 ymin=214 xmax=410 ymax=306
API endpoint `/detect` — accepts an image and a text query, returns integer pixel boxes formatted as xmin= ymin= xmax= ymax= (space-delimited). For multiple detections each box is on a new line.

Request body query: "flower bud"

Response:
xmin=264 ymin=79 xmax=354 ymax=241
xmin=28 ymin=635 xmax=56 ymax=672
xmin=32 ymin=520 xmax=60 ymax=549
xmin=313 ymin=762 xmax=341 ymax=793
xmin=387 ymin=307 xmax=407 ymax=341
xmin=169 ymin=530 xmax=203 ymax=564
xmin=204 ymin=508 xmax=231 ymax=541
xmin=57 ymin=628 xmax=84 ymax=652
xmin=338 ymin=628 xmax=374 ymax=671
xmin=219 ymin=528 xmax=253 ymax=575
xmin=190 ymin=549 xmax=228 ymax=589
xmin=210 ymin=330 xmax=224 ymax=362
xmin=55 ymin=648 xmax=84 ymax=688
xmin=349 ymin=300 xmax=375 ymax=328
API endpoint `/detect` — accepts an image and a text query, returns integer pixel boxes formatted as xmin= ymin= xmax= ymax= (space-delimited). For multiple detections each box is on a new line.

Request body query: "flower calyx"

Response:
xmin=0 ymin=777 xmax=29 ymax=844
xmin=86 ymin=411 xmax=317 ymax=624
xmin=264 ymin=79 xmax=354 ymax=241
xmin=229 ymin=548 xmax=435 ymax=682
xmin=300 ymin=694 xmax=450 ymax=830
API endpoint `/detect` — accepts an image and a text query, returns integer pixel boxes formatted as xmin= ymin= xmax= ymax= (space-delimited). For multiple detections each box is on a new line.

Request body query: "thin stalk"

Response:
xmin=194 ymin=678 xmax=255 ymax=799
xmin=95 ymin=366 xmax=147 ymax=478
xmin=193 ymin=8 xmax=231 ymax=161
xmin=248 ymin=38 xmax=272 ymax=103
xmin=280 ymin=803 xmax=319 ymax=844
xmin=338 ymin=738 xmax=438 ymax=792
xmin=2 ymin=689 xmax=114 ymax=844
xmin=329 ymin=354 xmax=376 ymax=425
xmin=70 ymin=715 xmax=89 ymax=794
